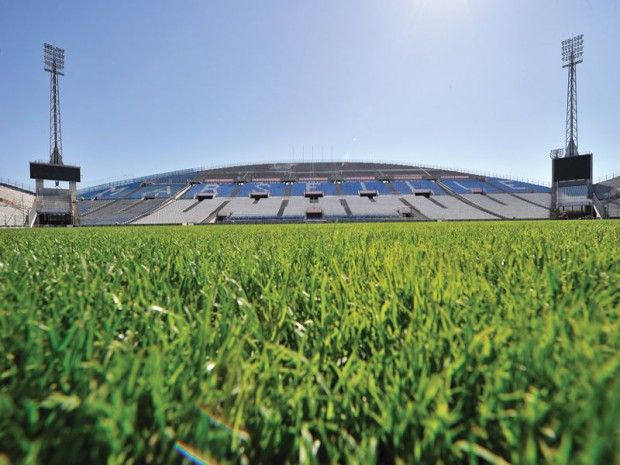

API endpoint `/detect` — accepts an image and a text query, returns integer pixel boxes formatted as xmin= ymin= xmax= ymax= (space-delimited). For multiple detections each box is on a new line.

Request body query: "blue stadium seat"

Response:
xmin=340 ymin=182 xmax=363 ymax=195
xmin=441 ymin=179 xmax=501 ymax=194
xmin=317 ymin=182 xmax=339 ymax=196
xmin=125 ymin=183 xmax=186 ymax=199
xmin=390 ymin=180 xmax=447 ymax=195
xmin=182 ymin=183 xmax=237 ymax=199
xmin=297 ymin=181 xmax=339 ymax=196
xmin=235 ymin=182 xmax=287 ymax=197
xmin=487 ymin=177 xmax=551 ymax=193
xmin=266 ymin=183 xmax=287 ymax=196
xmin=411 ymin=180 xmax=447 ymax=195
xmin=286 ymin=181 xmax=340 ymax=196
xmin=94 ymin=182 xmax=144 ymax=200
xmin=290 ymin=182 xmax=308 ymax=196
xmin=360 ymin=181 xmax=391 ymax=195
xmin=391 ymin=181 xmax=414 ymax=195
xmin=79 ymin=189 xmax=105 ymax=200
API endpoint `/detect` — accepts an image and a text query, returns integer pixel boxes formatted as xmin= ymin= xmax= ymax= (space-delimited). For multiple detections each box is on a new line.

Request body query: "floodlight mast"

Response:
xmin=562 ymin=35 xmax=584 ymax=158
xmin=43 ymin=43 xmax=65 ymax=167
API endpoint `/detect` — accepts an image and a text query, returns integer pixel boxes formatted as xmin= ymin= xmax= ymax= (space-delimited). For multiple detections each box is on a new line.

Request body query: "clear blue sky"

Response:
xmin=1 ymin=0 xmax=618 ymax=188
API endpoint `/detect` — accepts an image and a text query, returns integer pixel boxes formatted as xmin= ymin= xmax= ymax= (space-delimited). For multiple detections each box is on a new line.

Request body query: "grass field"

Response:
xmin=0 ymin=221 xmax=619 ymax=465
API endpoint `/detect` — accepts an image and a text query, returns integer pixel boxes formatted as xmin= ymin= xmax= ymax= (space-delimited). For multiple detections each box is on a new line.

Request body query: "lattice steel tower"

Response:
xmin=562 ymin=35 xmax=584 ymax=158
xmin=44 ymin=43 xmax=65 ymax=166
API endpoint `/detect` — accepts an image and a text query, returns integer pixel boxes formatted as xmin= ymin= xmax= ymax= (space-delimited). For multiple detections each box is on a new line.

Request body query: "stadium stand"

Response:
xmin=402 ymin=195 xmax=497 ymax=220
xmin=591 ymin=176 xmax=620 ymax=218
xmin=0 ymin=184 xmax=35 ymax=205
xmin=513 ymin=193 xmax=553 ymax=209
xmin=235 ymin=182 xmax=287 ymax=198
xmin=440 ymin=179 xmax=501 ymax=194
xmin=181 ymin=183 xmax=237 ymax=199
xmin=267 ymin=197 xmax=349 ymax=218
xmin=316 ymin=183 xmax=336 ymax=196
xmin=79 ymin=189 xmax=106 ymax=200
xmin=226 ymin=197 xmax=282 ymax=220
xmin=391 ymin=180 xmax=446 ymax=195
xmin=463 ymin=194 xmax=550 ymax=219
xmin=0 ymin=184 xmax=35 ymax=227
xmin=390 ymin=180 xmax=414 ymax=195
xmin=487 ymin=177 xmax=551 ymax=193
xmin=294 ymin=181 xmax=339 ymax=196
xmin=361 ymin=181 xmax=392 ymax=195
xmin=606 ymin=202 xmax=620 ymax=218
xmin=78 ymin=200 xmax=112 ymax=216
xmin=594 ymin=184 xmax=616 ymax=202
xmin=280 ymin=198 xmax=310 ymax=219
xmin=319 ymin=197 xmax=350 ymax=217
xmin=0 ymin=204 xmax=27 ymax=227
xmin=85 ymin=182 xmax=144 ymax=200
xmin=134 ymin=199 xmax=227 ymax=224
xmin=289 ymin=182 xmax=308 ymax=197
xmin=67 ymin=162 xmax=573 ymax=225
xmin=124 ymin=183 xmax=186 ymax=200
xmin=80 ymin=199 xmax=167 ymax=225
xmin=346 ymin=196 xmax=401 ymax=217
xmin=340 ymin=182 xmax=365 ymax=196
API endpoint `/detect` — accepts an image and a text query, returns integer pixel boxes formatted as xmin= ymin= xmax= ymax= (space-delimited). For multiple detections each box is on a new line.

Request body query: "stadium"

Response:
xmin=3 ymin=159 xmax=620 ymax=227
xmin=1 ymin=33 xmax=618 ymax=228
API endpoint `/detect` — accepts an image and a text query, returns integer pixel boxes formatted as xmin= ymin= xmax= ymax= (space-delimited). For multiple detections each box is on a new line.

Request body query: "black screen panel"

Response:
xmin=30 ymin=162 xmax=81 ymax=182
xmin=552 ymin=154 xmax=592 ymax=182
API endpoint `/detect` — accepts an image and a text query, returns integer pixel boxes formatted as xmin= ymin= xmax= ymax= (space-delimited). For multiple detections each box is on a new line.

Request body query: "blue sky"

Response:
xmin=1 ymin=0 xmax=618 ymax=188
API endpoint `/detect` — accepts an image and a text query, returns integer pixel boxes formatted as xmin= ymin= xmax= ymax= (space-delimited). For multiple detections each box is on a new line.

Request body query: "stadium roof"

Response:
xmin=80 ymin=162 xmax=482 ymax=193
xmin=190 ymin=162 xmax=471 ymax=181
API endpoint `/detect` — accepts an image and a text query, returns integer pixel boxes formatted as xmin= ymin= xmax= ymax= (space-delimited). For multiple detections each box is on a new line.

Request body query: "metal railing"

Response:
xmin=0 ymin=177 xmax=35 ymax=193
xmin=594 ymin=172 xmax=620 ymax=184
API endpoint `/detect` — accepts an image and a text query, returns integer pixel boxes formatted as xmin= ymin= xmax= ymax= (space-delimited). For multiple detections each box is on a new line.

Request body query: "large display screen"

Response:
xmin=552 ymin=154 xmax=592 ymax=182
xmin=30 ymin=162 xmax=81 ymax=182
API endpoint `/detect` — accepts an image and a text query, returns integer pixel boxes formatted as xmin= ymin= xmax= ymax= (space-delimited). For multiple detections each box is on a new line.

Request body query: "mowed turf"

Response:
xmin=0 ymin=221 xmax=619 ymax=465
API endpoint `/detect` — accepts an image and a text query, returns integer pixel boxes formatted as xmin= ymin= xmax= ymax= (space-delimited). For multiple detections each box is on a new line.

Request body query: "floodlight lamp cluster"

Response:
xmin=44 ymin=43 xmax=65 ymax=71
xmin=562 ymin=35 xmax=584 ymax=64
xmin=550 ymin=148 xmax=564 ymax=160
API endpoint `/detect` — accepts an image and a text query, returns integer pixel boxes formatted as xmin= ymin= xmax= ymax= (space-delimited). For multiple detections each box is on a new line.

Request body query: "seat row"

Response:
xmin=80 ymin=177 xmax=550 ymax=201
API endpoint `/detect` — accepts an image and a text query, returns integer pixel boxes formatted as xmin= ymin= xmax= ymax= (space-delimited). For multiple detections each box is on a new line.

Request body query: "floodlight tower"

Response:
xmin=31 ymin=43 xmax=81 ymax=227
xmin=44 ymin=43 xmax=65 ymax=167
xmin=562 ymin=34 xmax=584 ymax=158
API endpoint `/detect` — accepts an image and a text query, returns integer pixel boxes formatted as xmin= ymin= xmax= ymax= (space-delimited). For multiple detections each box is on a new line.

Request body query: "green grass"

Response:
xmin=0 ymin=221 xmax=619 ymax=465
